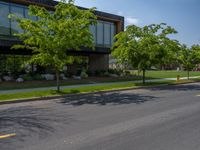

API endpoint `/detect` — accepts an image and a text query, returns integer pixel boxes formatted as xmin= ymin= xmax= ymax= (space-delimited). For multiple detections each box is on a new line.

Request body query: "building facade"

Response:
xmin=0 ymin=0 xmax=124 ymax=74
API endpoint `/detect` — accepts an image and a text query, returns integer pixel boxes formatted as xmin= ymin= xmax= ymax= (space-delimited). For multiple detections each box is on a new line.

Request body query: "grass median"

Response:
xmin=1 ymin=78 xmax=200 ymax=102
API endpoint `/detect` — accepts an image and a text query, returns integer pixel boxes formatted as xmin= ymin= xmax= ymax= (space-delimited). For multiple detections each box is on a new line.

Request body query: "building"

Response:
xmin=0 ymin=0 xmax=124 ymax=75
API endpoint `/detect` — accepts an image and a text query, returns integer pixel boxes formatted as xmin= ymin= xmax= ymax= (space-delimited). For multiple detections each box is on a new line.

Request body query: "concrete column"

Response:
xmin=89 ymin=54 xmax=109 ymax=72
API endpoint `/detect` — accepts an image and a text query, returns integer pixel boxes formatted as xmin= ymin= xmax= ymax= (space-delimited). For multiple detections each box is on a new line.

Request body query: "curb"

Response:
xmin=0 ymin=81 xmax=199 ymax=105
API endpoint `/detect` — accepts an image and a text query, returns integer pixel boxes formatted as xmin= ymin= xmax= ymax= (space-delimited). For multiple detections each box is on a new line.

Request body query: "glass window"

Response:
xmin=0 ymin=2 xmax=10 ymax=36
xmin=104 ymin=23 xmax=111 ymax=46
xmin=89 ymin=25 xmax=96 ymax=44
xmin=25 ymin=8 xmax=37 ymax=21
xmin=111 ymin=23 xmax=116 ymax=45
xmin=11 ymin=4 xmax=24 ymax=35
xmin=97 ymin=22 xmax=104 ymax=45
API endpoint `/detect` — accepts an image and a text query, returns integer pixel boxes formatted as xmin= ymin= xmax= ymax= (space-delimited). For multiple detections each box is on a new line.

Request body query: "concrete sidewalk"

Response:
xmin=0 ymin=76 xmax=200 ymax=94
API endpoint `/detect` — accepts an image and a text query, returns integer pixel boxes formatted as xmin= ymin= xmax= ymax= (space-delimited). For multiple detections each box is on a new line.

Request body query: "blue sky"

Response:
xmin=57 ymin=0 xmax=200 ymax=46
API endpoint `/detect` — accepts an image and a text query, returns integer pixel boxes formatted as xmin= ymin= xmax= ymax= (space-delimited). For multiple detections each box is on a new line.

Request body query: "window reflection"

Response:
xmin=104 ymin=23 xmax=111 ymax=46
xmin=97 ymin=22 xmax=104 ymax=45
xmin=0 ymin=2 xmax=10 ymax=36
xmin=89 ymin=24 xmax=96 ymax=44
xmin=0 ymin=1 xmax=117 ymax=49
xmin=10 ymin=4 xmax=24 ymax=35
xmin=90 ymin=21 xmax=116 ymax=48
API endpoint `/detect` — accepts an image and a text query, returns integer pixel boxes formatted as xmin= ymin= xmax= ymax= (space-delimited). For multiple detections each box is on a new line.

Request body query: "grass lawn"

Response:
xmin=0 ymin=78 xmax=199 ymax=102
xmin=133 ymin=70 xmax=200 ymax=79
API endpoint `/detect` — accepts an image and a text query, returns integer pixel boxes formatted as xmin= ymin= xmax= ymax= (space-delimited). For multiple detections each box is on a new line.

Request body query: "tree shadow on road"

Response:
xmin=60 ymin=92 xmax=157 ymax=106
xmin=0 ymin=106 xmax=74 ymax=150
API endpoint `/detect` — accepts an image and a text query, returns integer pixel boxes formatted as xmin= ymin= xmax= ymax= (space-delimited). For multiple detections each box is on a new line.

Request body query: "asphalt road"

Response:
xmin=0 ymin=82 xmax=200 ymax=150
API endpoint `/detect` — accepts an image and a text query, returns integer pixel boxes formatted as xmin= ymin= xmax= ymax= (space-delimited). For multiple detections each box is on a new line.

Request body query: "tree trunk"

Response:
xmin=56 ymin=69 xmax=60 ymax=92
xmin=187 ymin=69 xmax=190 ymax=80
xmin=138 ymin=69 xmax=140 ymax=76
xmin=142 ymin=69 xmax=146 ymax=84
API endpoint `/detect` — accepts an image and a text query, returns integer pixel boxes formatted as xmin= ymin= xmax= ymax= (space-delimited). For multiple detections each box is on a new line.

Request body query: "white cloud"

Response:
xmin=125 ymin=16 xmax=139 ymax=25
xmin=117 ymin=11 xmax=123 ymax=16
xmin=116 ymin=11 xmax=140 ymax=26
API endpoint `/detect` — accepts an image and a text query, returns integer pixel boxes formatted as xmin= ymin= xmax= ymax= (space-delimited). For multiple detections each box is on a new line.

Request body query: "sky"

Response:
xmin=57 ymin=0 xmax=200 ymax=46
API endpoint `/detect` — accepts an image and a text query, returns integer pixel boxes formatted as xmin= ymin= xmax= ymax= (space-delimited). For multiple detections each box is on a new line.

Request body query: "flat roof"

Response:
xmin=1 ymin=0 xmax=124 ymax=22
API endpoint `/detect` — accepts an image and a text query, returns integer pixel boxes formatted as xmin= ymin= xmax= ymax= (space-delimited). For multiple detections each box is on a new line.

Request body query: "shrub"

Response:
xmin=108 ymin=69 xmax=122 ymax=75
xmin=94 ymin=70 xmax=102 ymax=76
xmin=23 ymin=74 xmax=33 ymax=81
xmin=33 ymin=74 xmax=44 ymax=80
xmin=86 ymin=70 xmax=93 ymax=76
xmin=124 ymin=70 xmax=131 ymax=76
xmin=77 ymin=69 xmax=82 ymax=76
xmin=103 ymin=71 xmax=110 ymax=77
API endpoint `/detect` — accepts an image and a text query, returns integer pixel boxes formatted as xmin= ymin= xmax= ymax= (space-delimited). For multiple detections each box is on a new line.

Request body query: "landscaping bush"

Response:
xmin=108 ymin=69 xmax=122 ymax=76
xmin=33 ymin=74 xmax=44 ymax=80
xmin=124 ymin=70 xmax=131 ymax=76
xmin=76 ymin=68 xmax=82 ymax=76
xmin=23 ymin=74 xmax=34 ymax=81
xmin=103 ymin=71 xmax=110 ymax=77
xmin=86 ymin=70 xmax=93 ymax=76
xmin=94 ymin=70 xmax=102 ymax=76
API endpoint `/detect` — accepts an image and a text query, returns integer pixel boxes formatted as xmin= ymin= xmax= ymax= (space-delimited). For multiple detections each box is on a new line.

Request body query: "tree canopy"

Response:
xmin=112 ymin=23 xmax=179 ymax=83
xmin=10 ymin=0 xmax=97 ymax=91
xmin=178 ymin=44 xmax=200 ymax=79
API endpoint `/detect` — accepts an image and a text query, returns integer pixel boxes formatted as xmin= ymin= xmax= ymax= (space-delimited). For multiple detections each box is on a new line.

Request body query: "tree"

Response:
xmin=191 ymin=44 xmax=200 ymax=61
xmin=112 ymin=23 xmax=178 ymax=84
xmin=178 ymin=44 xmax=200 ymax=80
xmin=10 ymin=0 xmax=97 ymax=91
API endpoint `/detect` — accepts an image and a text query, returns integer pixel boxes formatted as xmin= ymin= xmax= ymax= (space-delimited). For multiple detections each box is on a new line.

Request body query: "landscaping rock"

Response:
xmin=24 ymin=64 xmax=32 ymax=73
xmin=60 ymin=73 xmax=65 ymax=77
xmin=60 ymin=73 xmax=68 ymax=80
xmin=80 ymin=71 xmax=88 ymax=78
xmin=16 ymin=78 xmax=24 ymax=83
xmin=3 ymin=76 xmax=13 ymax=81
xmin=72 ymin=76 xmax=82 ymax=80
xmin=42 ymin=74 xmax=55 ymax=80
xmin=63 ymin=76 xmax=68 ymax=80
xmin=120 ymin=73 xmax=125 ymax=77
xmin=63 ymin=66 xmax=68 ymax=71
xmin=110 ymin=74 xmax=119 ymax=78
